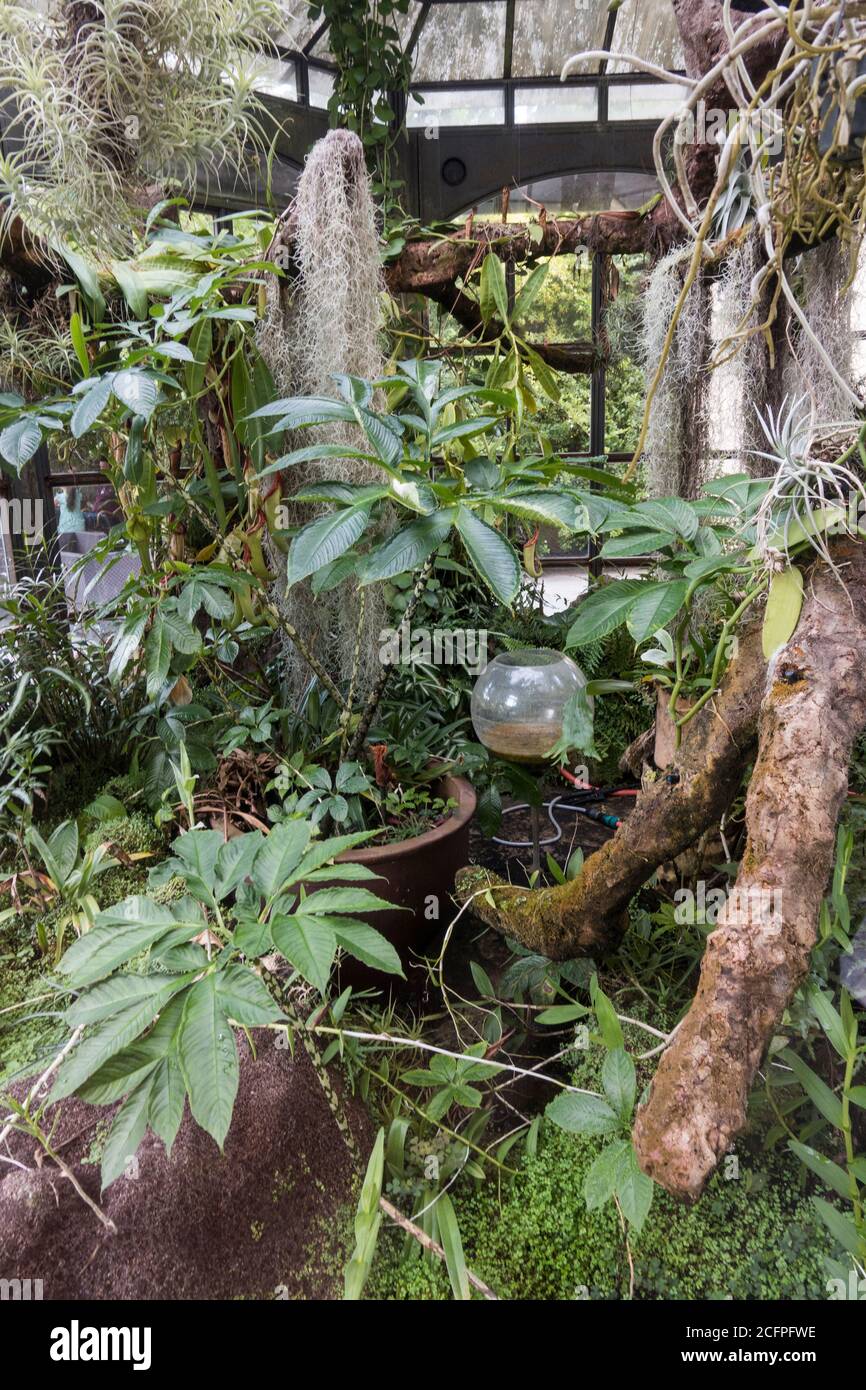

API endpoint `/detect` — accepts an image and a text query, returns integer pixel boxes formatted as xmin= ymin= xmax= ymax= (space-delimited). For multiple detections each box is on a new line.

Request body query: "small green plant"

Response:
xmin=545 ymin=977 xmax=655 ymax=1234
xmin=8 ymin=819 xmax=119 ymax=962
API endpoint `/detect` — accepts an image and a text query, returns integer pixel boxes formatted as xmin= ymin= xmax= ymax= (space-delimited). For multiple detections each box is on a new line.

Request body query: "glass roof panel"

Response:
xmin=413 ymin=2 xmax=508 ymax=82
xmin=608 ymin=0 xmax=685 ymax=75
xmin=273 ymin=5 xmax=323 ymax=53
xmin=254 ymin=57 xmax=299 ymax=102
xmin=512 ymin=0 xmax=609 ymax=77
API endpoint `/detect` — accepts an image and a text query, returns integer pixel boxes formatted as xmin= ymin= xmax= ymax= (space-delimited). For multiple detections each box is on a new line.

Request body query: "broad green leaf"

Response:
xmin=357 ymin=509 xmax=454 ymax=585
xmin=490 ymin=491 xmax=587 ymax=531
xmin=626 ymin=581 xmax=689 ymax=645
xmin=69 ymin=311 xmax=90 ymax=376
xmin=591 ymin=976 xmax=624 ymax=1051
xmin=287 ymin=505 xmax=372 ymax=587
xmin=51 ymin=995 xmax=176 ymax=1101
xmin=214 ymin=832 xmax=264 ymax=900
xmin=145 ymin=620 xmax=172 ymax=698
xmin=328 ymin=918 xmax=404 ymax=976
xmin=71 ymin=375 xmax=113 ymax=437
xmin=545 ymin=1091 xmax=619 ymax=1136
xmin=112 ymin=370 xmax=160 ymax=420
xmin=600 ymin=529 xmax=677 ymax=559
xmin=253 ymin=821 xmax=311 ymax=898
xmin=148 ymin=1056 xmax=186 ymax=1154
xmin=101 ymin=1079 xmax=153 ymax=1189
xmin=601 ymin=1048 xmax=636 ymax=1121
xmin=565 ymin=580 xmax=644 ymax=647
xmin=290 ymin=830 xmax=378 ymax=881
xmin=455 ymin=506 xmax=520 ymax=606
xmin=215 ymin=964 xmax=285 ymax=1027
xmin=178 ymin=974 xmax=238 ymax=1150
xmin=0 ymin=416 xmax=42 ymax=469
xmin=634 ymin=497 xmax=699 ymax=541
xmin=615 ymin=1145 xmax=655 ymax=1232
xmin=584 ymin=1138 xmax=630 ymax=1211
xmin=58 ymin=897 xmax=204 ymax=988
xmin=76 ymin=1048 xmax=160 ymax=1106
xmin=303 ymin=887 xmax=399 ymax=917
xmin=762 ymin=566 xmax=804 ymax=660
xmin=66 ymin=972 xmax=190 ymax=1028
xmin=271 ymin=914 xmax=336 ymax=994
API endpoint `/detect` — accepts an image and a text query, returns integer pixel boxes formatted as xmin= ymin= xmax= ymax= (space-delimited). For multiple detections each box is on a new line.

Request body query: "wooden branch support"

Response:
xmin=633 ymin=541 xmax=866 ymax=1199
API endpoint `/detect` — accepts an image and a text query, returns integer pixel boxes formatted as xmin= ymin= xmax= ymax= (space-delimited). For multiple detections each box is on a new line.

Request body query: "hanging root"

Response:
xmin=633 ymin=538 xmax=866 ymax=1201
xmin=454 ymin=619 xmax=766 ymax=958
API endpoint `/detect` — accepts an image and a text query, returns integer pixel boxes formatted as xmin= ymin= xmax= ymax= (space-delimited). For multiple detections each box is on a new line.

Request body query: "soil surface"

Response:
xmin=0 ymin=1031 xmax=366 ymax=1300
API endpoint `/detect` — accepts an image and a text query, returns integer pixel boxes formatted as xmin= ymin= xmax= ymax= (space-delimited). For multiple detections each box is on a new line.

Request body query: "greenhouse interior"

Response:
xmin=1 ymin=0 xmax=866 ymax=1331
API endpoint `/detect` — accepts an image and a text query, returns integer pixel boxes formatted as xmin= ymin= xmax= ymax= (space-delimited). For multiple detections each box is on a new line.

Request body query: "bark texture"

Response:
xmin=633 ymin=541 xmax=866 ymax=1200
xmin=454 ymin=620 xmax=766 ymax=958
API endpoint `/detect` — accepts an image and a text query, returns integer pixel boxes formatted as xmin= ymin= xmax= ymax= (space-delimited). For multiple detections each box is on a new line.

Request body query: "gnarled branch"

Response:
xmin=633 ymin=540 xmax=866 ymax=1200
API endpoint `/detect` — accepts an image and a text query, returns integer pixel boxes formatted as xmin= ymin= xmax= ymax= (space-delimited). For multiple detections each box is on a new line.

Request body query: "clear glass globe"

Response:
xmin=471 ymin=648 xmax=591 ymax=764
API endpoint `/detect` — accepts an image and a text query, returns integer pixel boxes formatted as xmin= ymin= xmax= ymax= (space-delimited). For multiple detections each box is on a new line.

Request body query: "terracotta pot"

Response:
xmin=653 ymin=689 xmax=695 ymax=769
xmin=314 ymin=772 xmax=477 ymax=993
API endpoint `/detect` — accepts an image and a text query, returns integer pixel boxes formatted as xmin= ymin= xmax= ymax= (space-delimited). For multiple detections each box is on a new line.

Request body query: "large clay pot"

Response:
xmin=319 ymin=772 xmax=476 ymax=992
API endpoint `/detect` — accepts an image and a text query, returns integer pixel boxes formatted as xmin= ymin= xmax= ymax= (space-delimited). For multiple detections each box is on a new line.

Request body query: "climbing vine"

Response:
xmin=308 ymin=0 xmax=413 ymax=211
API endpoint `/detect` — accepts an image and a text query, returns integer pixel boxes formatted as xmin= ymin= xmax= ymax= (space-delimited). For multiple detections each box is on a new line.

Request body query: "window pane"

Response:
xmin=470 ymin=170 xmax=659 ymax=215
xmin=608 ymin=82 xmax=688 ymax=121
xmin=407 ymin=87 xmax=505 ymax=128
xmin=413 ymin=2 xmax=507 ymax=82
xmin=512 ymin=0 xmax=609 ymax=77
xmin=514 ymin=84 xmax=597 ymax=124
xmin=308 ymin=66 xmax=335 ymax=109
xmin=253 ymin=58 xmax=298 ymax=102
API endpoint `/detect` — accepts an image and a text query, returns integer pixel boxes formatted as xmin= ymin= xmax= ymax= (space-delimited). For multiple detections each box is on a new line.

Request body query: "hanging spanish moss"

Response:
xmin=639 ymin=247 xmax=709 ymax=499
xmin=258 ymin=128 xmax=388 ymax=704
xmin=783 ymin=238 xmax=855 ymax=427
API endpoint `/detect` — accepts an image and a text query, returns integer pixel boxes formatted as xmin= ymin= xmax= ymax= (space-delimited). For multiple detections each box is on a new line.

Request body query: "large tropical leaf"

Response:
xmin=358 ymin=509 xmax=454 ymax=585
xmin=271 ymin=914 xmax=337 ymax=995
xmin=286 ymin=504 xmax=372 ymax=587
xmin=178 ymin=974 xmax=238 ymax=1150
xmin=565 ymin=579 xmax=645 ymax=647
xmin=455 ymin=507 xmax=520 ymax=606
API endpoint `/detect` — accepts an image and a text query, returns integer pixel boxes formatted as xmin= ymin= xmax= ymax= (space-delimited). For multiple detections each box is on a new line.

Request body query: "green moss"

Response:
xmin=367 ymin=1025 xmax=835 ymax=1302
xmin=84 ymin=811 xmax=163 ymax=859
xmin=367 ymin=1125 xmax=835 ymax=1301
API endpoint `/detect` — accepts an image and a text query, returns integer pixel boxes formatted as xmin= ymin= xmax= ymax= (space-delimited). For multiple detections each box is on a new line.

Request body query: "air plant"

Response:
xmin=0 ymin=0 xmax=283 ymax=257
xmin=750 ymin=395 xmax=866 ymax=575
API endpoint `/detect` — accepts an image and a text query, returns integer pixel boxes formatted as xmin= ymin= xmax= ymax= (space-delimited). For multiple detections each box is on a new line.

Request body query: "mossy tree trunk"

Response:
xmin=633 ymin=541 xmax=866 ymax=1199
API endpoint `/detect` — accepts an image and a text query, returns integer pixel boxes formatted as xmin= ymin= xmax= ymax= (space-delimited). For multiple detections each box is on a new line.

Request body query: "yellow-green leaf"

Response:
xmin=762 ymin=566 xmax=804 ymax=660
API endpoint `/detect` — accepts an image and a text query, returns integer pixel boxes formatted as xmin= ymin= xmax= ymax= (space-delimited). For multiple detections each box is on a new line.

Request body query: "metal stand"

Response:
xmin=530 ymin=802 xmax=541 ymax=874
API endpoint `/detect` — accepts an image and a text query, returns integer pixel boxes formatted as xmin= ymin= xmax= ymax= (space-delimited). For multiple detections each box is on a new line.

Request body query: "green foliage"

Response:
xmin=49 ymin=821 xmax=405 ymax=1185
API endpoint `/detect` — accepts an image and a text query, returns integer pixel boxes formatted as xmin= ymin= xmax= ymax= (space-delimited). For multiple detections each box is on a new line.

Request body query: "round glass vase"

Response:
xmin=470 ymin=648 xmax=591 ymax=765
